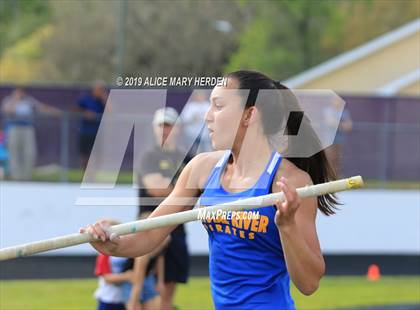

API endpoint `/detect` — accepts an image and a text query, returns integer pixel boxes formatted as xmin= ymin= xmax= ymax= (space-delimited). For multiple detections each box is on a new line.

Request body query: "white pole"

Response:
xmin=0 ymin=176 xmax=363 ymax=261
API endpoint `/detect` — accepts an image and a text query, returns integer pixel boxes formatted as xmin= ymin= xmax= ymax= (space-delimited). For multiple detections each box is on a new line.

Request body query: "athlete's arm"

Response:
xmin=273 ymin=169 xmax=325 ymax=296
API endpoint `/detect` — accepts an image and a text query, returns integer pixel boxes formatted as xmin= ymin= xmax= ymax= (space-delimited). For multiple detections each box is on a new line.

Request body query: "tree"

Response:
xmin=42 ymin=0 xmax=247 ymax=83
xmin=333 ymin=0 xmax=420 ymax=52
xmin=225 ymin=0 xmax=343 ymax=79
xmin=2 ymin=0 xmax=418 ymax=83
xmin=0 ymin=0 xmax=51 ymax=57
xmin=225 ymin=0 xmax=419 ymax=80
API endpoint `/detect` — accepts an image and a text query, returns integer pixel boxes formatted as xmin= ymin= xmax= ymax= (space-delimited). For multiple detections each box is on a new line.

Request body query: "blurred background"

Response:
xmin=0 ymin=1 xmax=419 ymax=310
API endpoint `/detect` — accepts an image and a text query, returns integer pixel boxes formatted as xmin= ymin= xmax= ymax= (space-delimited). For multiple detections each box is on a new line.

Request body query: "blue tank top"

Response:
xmin=199 ymin=150 xmax=295 ymax=310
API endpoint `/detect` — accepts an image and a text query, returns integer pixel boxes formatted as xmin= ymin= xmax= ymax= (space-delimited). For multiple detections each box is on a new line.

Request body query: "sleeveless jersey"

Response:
xmin=199 ymin=150 xmax=295 ymax=310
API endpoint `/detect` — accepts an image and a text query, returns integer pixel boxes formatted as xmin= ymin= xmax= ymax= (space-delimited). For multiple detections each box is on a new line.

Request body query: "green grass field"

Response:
xmin=0 ymin=276 xmax=419 ymax=310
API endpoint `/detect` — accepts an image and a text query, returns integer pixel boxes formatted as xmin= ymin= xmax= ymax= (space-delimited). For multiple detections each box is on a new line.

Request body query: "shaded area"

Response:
xmin=1 ymin=255 xmax=419 ymax=280
xmin=341 ymin=304 xmax=420 ymax=310
xmin=0 ymin=255 xmax=209 ymax=280
xmin=324 ymin=255 xmax=420 ymax=276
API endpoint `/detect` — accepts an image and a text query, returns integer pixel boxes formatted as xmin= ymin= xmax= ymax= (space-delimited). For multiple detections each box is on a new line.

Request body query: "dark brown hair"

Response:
xmin=226 ymin=70 xmax=339 ymax=215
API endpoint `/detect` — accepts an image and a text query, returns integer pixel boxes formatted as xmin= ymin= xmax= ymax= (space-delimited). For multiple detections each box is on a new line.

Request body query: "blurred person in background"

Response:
xmin=94 ymin=220 xmax=133 ymax=310
xmin=136 ymin=107 xmax=191 ymax=310
xmin=181 ymin=90 xmax=212 ymax=154
xmin=76 ymin=81 xmax=108 ymax=170
xmin=324 ymin=98 xmax=352 ymax=177
xmin=0 ymin=87 xmax=60 ymax=180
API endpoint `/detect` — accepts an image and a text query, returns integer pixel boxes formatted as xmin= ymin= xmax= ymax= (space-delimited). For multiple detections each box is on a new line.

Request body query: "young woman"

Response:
xmin=81 ymin=70 xmax=338 ymax=309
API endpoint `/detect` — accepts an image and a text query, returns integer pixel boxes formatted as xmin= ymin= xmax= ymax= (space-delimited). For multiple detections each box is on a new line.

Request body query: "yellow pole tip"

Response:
xmin=346 ymin=176 xmax=364 ymax=189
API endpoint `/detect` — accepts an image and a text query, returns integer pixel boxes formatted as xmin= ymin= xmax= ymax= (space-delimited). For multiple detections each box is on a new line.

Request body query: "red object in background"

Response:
xmin=367 ymin=264 xmax=381 ymax=281
xmin=95 ymin=253 xmax=111 ymax=276
xmin=0 ymin=132 xmax=4 ymax=144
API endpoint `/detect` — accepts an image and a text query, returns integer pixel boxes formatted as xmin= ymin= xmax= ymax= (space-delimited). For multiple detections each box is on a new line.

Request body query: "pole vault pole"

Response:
xmin=0 ymin=176 xmax=364 ymax=261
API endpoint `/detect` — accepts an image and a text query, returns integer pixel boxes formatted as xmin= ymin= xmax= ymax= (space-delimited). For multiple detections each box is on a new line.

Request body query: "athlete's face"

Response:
xmin=205 ymin=78 xmax=246 ymax=150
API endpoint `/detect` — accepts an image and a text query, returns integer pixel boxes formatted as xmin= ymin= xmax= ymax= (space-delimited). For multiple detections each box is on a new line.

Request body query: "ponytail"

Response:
xmin=227 ymin=70 xmax=339 ymax=215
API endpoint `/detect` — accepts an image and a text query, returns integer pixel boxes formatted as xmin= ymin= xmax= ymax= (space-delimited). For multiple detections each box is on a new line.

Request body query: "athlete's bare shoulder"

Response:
xmin=275 ymin=158 xmax=312 ymax=188
xmin=189 ymin=151 xmax=226 ymax=189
